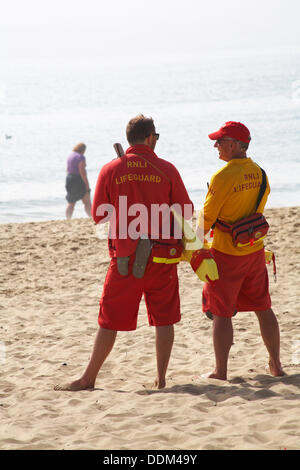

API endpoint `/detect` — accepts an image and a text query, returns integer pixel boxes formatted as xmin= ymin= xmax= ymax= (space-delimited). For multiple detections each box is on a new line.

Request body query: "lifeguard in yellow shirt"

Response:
xmin=197 ymin=121 xmax=284 ymax=380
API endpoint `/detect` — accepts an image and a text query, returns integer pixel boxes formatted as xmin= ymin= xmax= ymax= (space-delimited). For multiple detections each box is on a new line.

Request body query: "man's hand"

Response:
xmin=190 ymin=249 xmax=219 ymax=283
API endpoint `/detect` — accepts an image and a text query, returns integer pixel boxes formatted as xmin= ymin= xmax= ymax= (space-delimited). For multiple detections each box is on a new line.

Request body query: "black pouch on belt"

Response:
xmin=132 ymin=237 xmax=152 ymax=279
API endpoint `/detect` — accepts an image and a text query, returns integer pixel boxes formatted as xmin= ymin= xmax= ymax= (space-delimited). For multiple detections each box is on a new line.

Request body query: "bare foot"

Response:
xmin=53 ymin=379 xmax=94 ymax=391
xmin=154 ymin=378 xmax=166 ymax=389
xmin=267 ymin=360 xmax=285 ymax=377
xmin=201 ymin=371 xmax=227 ymax=380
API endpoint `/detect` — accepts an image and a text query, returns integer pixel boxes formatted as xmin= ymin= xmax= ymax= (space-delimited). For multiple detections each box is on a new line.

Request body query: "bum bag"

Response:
xmin=215 ymin=213 xmax=269 ymax=247
xmin=213 ymin=167 xmax=269 ymax=247
xmin=151 ymin=241 xmax=183 ymax=265
xmin=117 ymin=239 xmax=183 ymax=279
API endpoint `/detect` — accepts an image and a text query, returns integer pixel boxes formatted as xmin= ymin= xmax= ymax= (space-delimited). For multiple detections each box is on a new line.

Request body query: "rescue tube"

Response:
xmin=172 ymin=210 xmax=219 ymax=282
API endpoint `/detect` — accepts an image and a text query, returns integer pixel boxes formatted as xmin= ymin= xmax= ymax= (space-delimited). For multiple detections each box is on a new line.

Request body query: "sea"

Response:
xmin=1 ymin=48 xmax=300 ymax=224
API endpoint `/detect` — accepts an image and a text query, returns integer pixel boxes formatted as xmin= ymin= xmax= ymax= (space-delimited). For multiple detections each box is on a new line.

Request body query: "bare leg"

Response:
xmin=66 ymin=202 xmax=75 ymax=219
xmin=207 ymin=315 xmax=233 ymax=380
xmin=154 ymin=325 xmax=174 ymax=389
xmin=255 ymin=308 xmax=284 ymax=376
xmin=54 ymin=327 xmax=117 ymax=391
xmin=82 ymin=192 xmax=91 ymax=217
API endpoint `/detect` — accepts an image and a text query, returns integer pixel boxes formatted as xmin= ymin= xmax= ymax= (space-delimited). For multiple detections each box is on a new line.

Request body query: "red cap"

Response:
xmin=208 ymin=121 xmax=251 ymax=144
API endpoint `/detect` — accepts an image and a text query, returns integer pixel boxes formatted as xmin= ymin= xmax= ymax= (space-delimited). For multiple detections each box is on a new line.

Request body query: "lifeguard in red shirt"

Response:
xmin=54 ymin=114 xmax=193 ymax=392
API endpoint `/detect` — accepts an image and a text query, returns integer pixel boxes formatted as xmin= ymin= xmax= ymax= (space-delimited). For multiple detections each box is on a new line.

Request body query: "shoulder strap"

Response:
xmin=255 ymin=167 xmax=267 ymax=212
xmin=214 ymin=166 xmax=267 ymax=231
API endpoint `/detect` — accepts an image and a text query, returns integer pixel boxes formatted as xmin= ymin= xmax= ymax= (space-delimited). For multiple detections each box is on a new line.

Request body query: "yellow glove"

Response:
xmin=181 ymin=248 xmax=219 ymax=282
xmin=171 ymin=209 xmax=218 ymax=281
xmin=195 ymin=258 xmax=219 ymax=282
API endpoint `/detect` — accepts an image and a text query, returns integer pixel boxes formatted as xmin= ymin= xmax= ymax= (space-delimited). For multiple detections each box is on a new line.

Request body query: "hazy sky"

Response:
xmin=0 ymin=0 xmax=299 ymax=60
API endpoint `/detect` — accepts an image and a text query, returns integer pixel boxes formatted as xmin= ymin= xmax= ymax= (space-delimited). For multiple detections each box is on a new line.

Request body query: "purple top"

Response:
xmin=67 ymin=152 xmax=86 ymax=175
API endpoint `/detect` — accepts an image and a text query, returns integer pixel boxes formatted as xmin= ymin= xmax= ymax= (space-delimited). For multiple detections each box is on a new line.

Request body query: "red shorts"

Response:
xmin=98 ymin=255 xmax=180 ymax=331
xmin=202 ymin=248 xmax=271 ymax=318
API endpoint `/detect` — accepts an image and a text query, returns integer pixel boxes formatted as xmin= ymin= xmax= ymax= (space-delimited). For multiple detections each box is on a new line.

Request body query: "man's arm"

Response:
xmin=91 ymin=165 xmax=111 ymax=224
xmin=196 ymin=174 xmax=229 ymax=240
xmin=78 ymin=160 xmax=90 ymax=192
xmin=169 ymin=165 xmax=194 ymax=219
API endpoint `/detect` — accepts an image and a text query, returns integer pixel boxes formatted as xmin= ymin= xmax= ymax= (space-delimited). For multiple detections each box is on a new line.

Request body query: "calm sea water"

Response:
xmin=0 ymin=49 xmax=300 ymax=224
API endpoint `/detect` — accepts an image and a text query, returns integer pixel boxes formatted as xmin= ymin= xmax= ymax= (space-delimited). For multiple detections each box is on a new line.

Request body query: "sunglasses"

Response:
xmin=146 ymin=133 xmax=160 ymax=140
xmin=216 ymin=138 xmax=237 ymax=145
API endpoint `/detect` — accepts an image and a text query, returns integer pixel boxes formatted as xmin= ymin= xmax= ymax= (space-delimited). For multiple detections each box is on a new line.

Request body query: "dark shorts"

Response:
xmin=202 ymin=248 xmax=271 ymax=318
xmin=98 ymin=255 xmax=181 ymax=331
xmin=65 ymin=174 xmax=86 ymax=203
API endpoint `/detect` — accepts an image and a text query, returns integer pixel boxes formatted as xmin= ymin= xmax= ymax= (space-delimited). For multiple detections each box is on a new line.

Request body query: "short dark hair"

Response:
xmin=126 ymin=114 xmax=155 ymax=144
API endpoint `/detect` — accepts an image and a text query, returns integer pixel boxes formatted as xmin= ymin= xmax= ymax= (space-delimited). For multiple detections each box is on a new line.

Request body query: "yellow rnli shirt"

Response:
xmin=198 ymin=158 xmax=270 ymax=256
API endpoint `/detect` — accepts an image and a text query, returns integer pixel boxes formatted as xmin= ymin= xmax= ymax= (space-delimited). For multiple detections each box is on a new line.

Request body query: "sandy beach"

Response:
xmin=0 ymin=206 xmax=300 ymax=451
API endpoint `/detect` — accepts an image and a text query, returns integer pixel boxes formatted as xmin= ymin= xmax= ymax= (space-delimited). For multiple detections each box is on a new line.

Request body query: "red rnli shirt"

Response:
xmin=92 ymin=144 xmax=194 ymax=257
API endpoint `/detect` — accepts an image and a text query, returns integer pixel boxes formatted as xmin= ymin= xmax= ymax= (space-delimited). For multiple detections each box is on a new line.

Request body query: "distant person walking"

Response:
xmin=65 ymin=143 xmax=91 ymax=219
